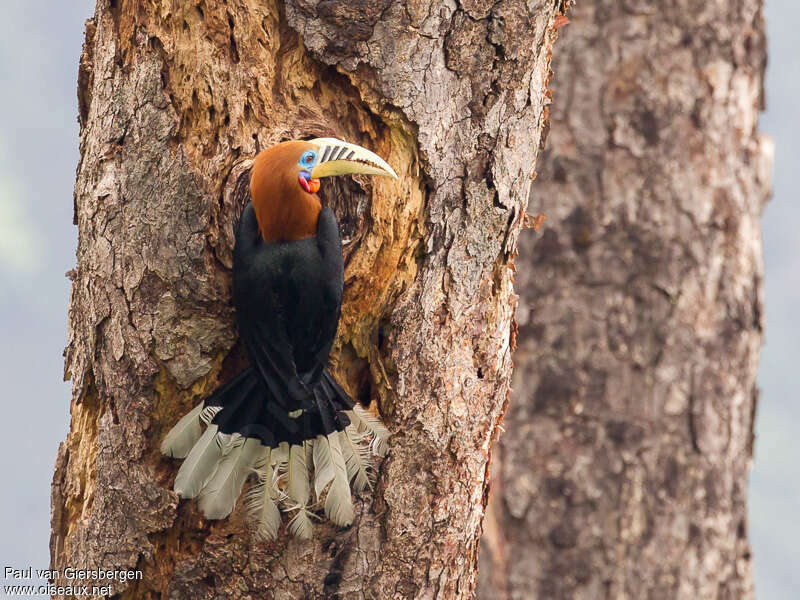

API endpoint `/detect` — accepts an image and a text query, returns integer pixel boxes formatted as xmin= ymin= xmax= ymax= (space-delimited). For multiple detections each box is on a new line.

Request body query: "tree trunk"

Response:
xmin=50 ymin=1 xmax=564 ymax=598
xmin=478 ymin=1 xmax=771 ymax=599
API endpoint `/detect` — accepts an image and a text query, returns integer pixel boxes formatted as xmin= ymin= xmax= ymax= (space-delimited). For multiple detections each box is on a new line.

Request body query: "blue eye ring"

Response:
xmin=299 ymin=150 xmax=316 ymax=167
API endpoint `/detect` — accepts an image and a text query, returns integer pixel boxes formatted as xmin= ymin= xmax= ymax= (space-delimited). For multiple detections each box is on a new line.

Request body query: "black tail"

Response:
xmin=161 ymin=368 xmax=389 ymax=538
xmin=202 ymin=367 xmax=355 ymax=448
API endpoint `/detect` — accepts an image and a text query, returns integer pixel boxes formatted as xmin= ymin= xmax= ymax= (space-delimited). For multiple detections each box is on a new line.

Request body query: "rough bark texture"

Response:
xmin=478 ymin=1 xmax=771 ymax=599
xmin=51 ymin=1 xmax=565 ymax=598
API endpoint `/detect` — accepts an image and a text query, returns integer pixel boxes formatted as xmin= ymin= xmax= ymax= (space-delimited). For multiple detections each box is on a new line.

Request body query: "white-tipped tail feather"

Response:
xmin=199 ymin=404 xmax=222 ymax=425
xmin=244 ymin=447 xmax=283 ymax=541
xmin=347 ymin=405 xmax=391 ymax=457
xmin=285 ymin=443 xmax=310 ymax=504
xmin=162 ymin=403 xmax=391 ymax=539
xmin=282 ymin=442 xmax=314 ymax=539
xmin=160 ymin=402 xmax=204 ymax=458
xmin=313 ymin=434 xmax=355 ymax=527
xmin=198 ymin=437 xmax=263 ymax=519
xmin=339 ymin=430 xmax=372 ymax=492
xmin=173 ymin=424 xmax=225 ymax=498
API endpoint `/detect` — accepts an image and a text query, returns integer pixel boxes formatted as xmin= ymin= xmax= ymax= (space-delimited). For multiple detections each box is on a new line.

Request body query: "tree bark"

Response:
xmin=51 ymin=1 xmax=564 ymax=598
xmin=478 ymin=1 xmax=771 ymax=599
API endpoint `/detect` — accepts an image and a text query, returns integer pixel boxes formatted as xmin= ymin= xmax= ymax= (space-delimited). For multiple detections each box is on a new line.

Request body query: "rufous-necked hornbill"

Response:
xmin=161 ymin=138 xmax=396 ymax=540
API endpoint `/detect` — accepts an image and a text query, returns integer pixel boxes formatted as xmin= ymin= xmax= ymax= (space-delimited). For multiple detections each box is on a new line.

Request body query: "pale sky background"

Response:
xmin=0 ymin=1 xmax=796 ymax=598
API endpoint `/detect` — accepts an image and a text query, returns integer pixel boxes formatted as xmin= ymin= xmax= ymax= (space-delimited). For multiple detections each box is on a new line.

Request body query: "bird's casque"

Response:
xmin=161 ymin=137 xmax=396 ymax=540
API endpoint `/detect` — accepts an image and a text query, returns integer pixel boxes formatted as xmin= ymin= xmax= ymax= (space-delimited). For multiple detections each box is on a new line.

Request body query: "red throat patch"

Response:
xmin=299 ymin=175 xmax=320 ymax=194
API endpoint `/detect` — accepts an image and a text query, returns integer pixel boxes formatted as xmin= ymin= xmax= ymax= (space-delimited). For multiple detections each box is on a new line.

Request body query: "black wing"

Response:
xmin=232 ymin=203 xmax=344 ymax=412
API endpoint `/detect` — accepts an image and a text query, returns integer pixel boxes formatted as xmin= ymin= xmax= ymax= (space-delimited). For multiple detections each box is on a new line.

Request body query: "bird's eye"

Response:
xmin=299 ymin=151 xmax=316 ymax=166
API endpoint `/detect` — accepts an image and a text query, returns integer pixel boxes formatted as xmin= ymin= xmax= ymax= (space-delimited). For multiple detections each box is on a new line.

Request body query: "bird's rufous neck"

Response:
xmin=254 ymin=188 xmax=321 ymax=242
xmin=249 ymin=141 xmax=322 ymax=242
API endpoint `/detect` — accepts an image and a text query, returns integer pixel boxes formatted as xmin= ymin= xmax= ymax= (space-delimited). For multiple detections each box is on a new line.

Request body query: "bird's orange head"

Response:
xmin=250 ymin=138 xmax=397 ymax=242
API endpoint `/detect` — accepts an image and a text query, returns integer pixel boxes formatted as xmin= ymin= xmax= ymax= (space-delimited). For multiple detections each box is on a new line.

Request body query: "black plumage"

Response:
xmin=205 ymin=201 xmax=354 ymax=446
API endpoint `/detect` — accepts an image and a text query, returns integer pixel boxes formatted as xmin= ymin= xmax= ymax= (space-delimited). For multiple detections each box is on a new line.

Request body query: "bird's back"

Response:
xmin=233 ymin=202 xmax=343 ymax=377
